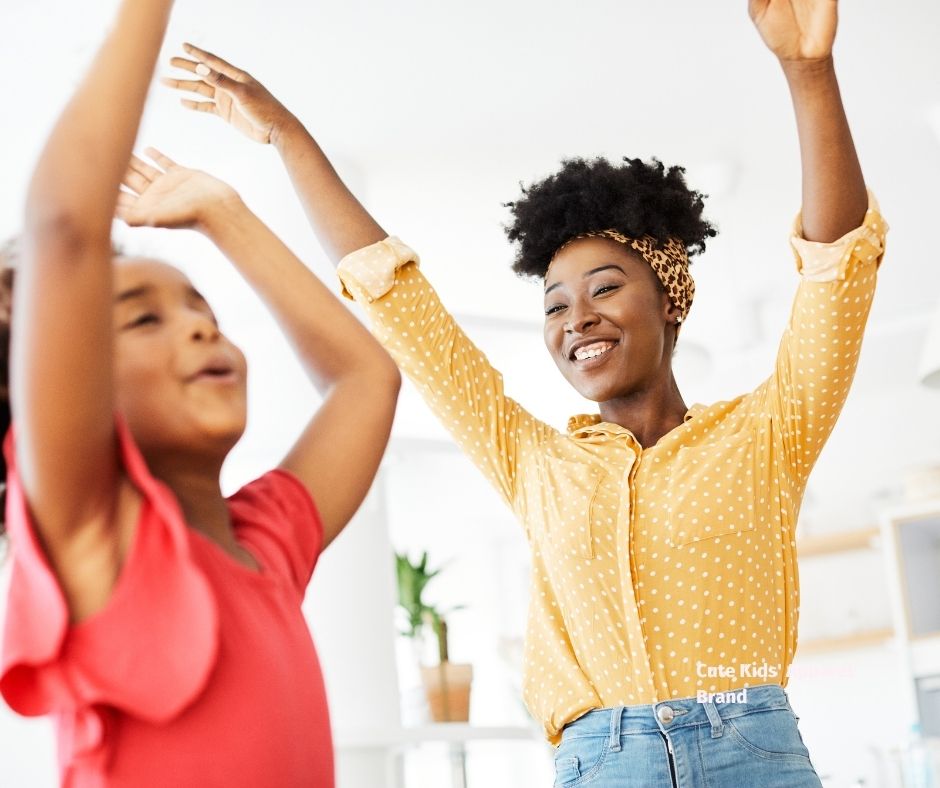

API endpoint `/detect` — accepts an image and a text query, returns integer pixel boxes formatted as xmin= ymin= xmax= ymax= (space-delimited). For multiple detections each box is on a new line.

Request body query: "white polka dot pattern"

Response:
xmin=336 ymin=193 xmax=888 ymax=745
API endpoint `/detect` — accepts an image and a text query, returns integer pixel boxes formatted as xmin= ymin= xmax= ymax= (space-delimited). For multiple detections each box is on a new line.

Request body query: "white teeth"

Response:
xmin=573 ymin=342 xmax=614 ymax=361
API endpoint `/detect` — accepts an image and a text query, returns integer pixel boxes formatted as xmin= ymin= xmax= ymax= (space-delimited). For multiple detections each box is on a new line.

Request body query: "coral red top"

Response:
xmin=1 ymin=419 xmax=334 ymax=788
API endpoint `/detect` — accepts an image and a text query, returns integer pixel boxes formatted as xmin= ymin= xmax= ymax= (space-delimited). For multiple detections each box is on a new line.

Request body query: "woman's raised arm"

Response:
xmin=164 ymin=43 xmax=386 ymax=263
xmin=164 ymin=46 xmax=553 ymax=512
xmin=750 ymin=0 xmax=867 ymax=240
xmin=748 ymin=0 xmax=887 ymax=487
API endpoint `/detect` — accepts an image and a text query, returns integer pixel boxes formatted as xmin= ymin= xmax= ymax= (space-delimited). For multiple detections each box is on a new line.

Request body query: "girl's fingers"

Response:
xmin=128 ymin=154 xmax=161 ymax=182
xmin=122 ymin=169 xmax=150 ymax=195
xmin=160 ymin=76 xmax=215 ymax=98
xmin=144 ymin=147 xmax=178 ymax=171
xmin=180 ymin=98 xmax=219 ymax=115
xmin=115 ymin=192 xmax=136 ymax=210
xmin=182 ymin=43 xmax=247 ymax=81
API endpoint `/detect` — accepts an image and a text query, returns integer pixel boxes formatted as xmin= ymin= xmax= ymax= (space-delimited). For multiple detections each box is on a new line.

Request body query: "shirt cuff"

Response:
xmin=790 ymin=189 xmax=888 ymax=282
xmin=336 ymin=236 xmax=420 ymax=302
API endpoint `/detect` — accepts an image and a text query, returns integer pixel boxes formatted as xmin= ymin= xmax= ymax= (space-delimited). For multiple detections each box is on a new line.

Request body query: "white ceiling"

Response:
xmin=2 ymin=0 xmax=939 ymax=524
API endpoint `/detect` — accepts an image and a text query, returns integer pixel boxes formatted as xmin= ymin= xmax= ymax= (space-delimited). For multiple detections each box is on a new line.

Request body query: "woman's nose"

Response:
xmin=564 ymin=301 xmax=600 ymax=334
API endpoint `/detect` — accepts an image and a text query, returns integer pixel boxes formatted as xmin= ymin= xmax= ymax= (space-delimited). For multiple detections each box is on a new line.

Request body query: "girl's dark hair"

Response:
xmin=504 ymin=156 xmax=717 ymax=279
xmin=1 ymin=239 xmax=16 ymax=537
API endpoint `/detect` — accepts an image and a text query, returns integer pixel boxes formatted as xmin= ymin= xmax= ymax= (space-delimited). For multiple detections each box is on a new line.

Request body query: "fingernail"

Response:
xmin=195 ymin=63 xmax=211 ymax=77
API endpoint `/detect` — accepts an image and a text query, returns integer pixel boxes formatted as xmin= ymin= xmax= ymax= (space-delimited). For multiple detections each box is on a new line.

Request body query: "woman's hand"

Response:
xmin=163 ymin=44 xmax=296 ymax=144
xmin=749 ymin=0 xmax=838 ymax=63
xmin=117 ymin=148 xmax=241 ymax=231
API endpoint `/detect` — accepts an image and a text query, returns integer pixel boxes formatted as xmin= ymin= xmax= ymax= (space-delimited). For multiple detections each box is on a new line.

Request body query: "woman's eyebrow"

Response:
xmin=544 ymin=264 xmax=627 ymax=295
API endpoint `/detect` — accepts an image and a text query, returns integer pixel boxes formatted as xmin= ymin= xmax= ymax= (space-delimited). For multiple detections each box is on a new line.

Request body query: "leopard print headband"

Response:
xmin=551 ymin=230 xmax=695 ymax=322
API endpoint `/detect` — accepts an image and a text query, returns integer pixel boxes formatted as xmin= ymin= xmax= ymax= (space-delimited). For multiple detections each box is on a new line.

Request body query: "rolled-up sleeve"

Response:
xmin=756 ymin=190 xmax=888 ymax=488
xmin=337 ymin=238 xmax=552 ymax=511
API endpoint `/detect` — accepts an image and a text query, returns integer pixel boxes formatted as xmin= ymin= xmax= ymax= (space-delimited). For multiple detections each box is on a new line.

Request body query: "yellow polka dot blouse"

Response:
xmin=338 ymin=194 xmax=887 ymax=744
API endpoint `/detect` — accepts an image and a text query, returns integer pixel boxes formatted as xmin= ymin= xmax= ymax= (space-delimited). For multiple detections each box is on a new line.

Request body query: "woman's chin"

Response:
xmin=570 ymin=381 xmax=616 ymax=404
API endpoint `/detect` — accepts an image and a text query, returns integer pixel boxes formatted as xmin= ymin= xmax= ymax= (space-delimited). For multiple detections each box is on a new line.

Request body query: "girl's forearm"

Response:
xmin=26 ymin=0 xmax=174 ymax=240
xmin=12 ymin=0 xmax=175 ymax=547
xmin=201 ymin=199 xmax=398 ymax=391
xmin=782 ymin=56 xmax=867 ymax=242
xmin=273 ymin=119 xmax=387 ymax=266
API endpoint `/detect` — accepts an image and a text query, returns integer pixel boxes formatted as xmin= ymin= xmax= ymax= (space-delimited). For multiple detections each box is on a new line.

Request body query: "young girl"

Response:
xmin=166 ymin=0 xmax=886 ymax=785
xmin=0 ymin=1 xmax=400 ymax=786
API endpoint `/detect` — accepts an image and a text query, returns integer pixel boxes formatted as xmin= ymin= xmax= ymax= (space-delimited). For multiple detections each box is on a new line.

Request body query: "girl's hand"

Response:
xmin=163 ymin=44 xmax=296 ymax=144
xmin=749 ymin=0 xmax=838 ymax=63
xmin=117 ymin=148 xmax=240 ymax=231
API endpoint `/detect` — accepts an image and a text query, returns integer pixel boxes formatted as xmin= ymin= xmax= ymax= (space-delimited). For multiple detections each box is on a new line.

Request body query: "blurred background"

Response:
xmin=2 ymin=1 xmax=940 ymax=786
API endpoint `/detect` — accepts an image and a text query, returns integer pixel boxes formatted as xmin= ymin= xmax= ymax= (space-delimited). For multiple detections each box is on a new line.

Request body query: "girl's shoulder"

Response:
xmin=227 ymin=468 xmax=324 ymax=595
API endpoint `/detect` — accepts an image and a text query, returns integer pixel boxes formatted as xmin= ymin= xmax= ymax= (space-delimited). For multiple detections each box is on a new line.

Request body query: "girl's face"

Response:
xmin=542 ymin=236 xmax=677 ymax=402
xmin=112 ymin=258 xmax=248 ymax=459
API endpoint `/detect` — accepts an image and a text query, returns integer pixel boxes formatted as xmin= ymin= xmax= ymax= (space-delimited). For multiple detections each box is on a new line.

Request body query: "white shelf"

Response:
xmin=335 ymin=724 xmax=541 ymax=750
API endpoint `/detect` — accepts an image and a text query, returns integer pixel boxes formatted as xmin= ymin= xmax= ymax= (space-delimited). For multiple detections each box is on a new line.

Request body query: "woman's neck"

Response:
xmin=598 ymin=374 xmax=688 ymax=449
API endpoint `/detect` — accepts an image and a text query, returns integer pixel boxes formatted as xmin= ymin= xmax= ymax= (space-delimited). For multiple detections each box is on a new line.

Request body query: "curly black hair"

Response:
xmin=504 ymin=157 xmax=717 ymax=280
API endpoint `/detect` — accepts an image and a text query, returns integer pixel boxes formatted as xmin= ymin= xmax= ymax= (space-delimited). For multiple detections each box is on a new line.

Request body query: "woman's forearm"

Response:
xmin=200 ymin=198 xmax=398 ymax=391
xmin=782 ymin=56 xmax=867 ymax=242
xmin=273 ymin=119 xmax=387 ymax=265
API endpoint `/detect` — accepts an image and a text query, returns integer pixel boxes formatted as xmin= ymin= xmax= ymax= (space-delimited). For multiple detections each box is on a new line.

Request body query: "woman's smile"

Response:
xmin=569 ymin=338 xmax=620 ymax=369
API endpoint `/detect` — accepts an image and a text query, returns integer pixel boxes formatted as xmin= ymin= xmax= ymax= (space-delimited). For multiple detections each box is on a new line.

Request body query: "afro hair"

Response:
xmin=504 ymin=157 xmax=717 ymax=280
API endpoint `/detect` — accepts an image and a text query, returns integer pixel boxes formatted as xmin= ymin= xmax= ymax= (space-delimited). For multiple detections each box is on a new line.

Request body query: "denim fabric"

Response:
xmin=553 ymin=684 xmax=821 ymax=788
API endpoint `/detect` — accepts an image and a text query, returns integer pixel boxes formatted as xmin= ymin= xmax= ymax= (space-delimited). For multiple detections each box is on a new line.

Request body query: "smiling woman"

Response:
xmin=155 ymin=0 xmax=886 ymax=784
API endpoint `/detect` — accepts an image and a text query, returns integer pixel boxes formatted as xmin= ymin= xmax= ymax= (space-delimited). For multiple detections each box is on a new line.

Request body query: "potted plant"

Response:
xmin=395 ymin=551 xmax=473 ymax=723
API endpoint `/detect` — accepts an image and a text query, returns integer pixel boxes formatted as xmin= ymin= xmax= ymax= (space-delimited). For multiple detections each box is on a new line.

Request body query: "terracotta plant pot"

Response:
xmin=420 ymin=662 xmax=473 ymax=722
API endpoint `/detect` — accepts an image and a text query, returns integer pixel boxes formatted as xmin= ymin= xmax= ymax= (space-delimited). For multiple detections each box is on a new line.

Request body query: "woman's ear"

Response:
xmin=663 ymin=293 xmax=681 ymax=326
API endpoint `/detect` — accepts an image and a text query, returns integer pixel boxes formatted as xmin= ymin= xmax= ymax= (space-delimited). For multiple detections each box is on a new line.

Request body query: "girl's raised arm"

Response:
xmin=118 ymin=149 xmax=401 ymax=549
xmin=12 ymin=0 xmax=174 ymax=611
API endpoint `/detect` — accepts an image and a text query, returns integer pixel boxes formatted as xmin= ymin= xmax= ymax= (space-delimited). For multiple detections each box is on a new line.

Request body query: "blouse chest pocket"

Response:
xmin=667 ymin=435 xmax=760 ymax=549
xmin=533 ymin=455 xmax=604 ymax=560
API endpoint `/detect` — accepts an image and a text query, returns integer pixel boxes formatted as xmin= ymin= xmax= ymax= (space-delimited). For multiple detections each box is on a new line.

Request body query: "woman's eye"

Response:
xmin=545 ymin=304 xmax=566 ymax=316
xmin=593 ymin=284 xmax=619 ymax=297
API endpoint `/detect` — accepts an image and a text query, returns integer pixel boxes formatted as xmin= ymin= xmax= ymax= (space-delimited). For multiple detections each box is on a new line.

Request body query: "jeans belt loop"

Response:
xmin=703 ymin=700 xmax=724 ymax=739
xmin=608 ymin=706 xmax=625 ymax=753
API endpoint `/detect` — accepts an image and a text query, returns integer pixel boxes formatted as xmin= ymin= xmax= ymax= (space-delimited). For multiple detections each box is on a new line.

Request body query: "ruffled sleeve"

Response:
xmin=1 ymin=417 xmax=219 ymax=771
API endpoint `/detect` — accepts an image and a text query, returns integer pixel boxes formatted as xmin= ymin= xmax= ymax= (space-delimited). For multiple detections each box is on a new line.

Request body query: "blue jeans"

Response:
xmin=553 ymin=684 xmax=821 ymax=788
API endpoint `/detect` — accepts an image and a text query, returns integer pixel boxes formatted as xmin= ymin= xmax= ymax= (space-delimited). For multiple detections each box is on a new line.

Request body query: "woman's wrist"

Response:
xmin=780 ymin=54 xmax=836 ymax=88
xmin=271 ymin=113 xmax=308 ymax=151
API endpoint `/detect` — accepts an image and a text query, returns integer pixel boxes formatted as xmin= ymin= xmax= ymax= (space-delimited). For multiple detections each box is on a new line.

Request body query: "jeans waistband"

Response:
xmin=561 ymin=684 xmax=792 ymax=745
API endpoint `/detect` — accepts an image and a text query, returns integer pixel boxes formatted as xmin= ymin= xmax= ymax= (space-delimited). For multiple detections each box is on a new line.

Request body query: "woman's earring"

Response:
xmin=675 ymin=316 xmax=683 ymax=325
